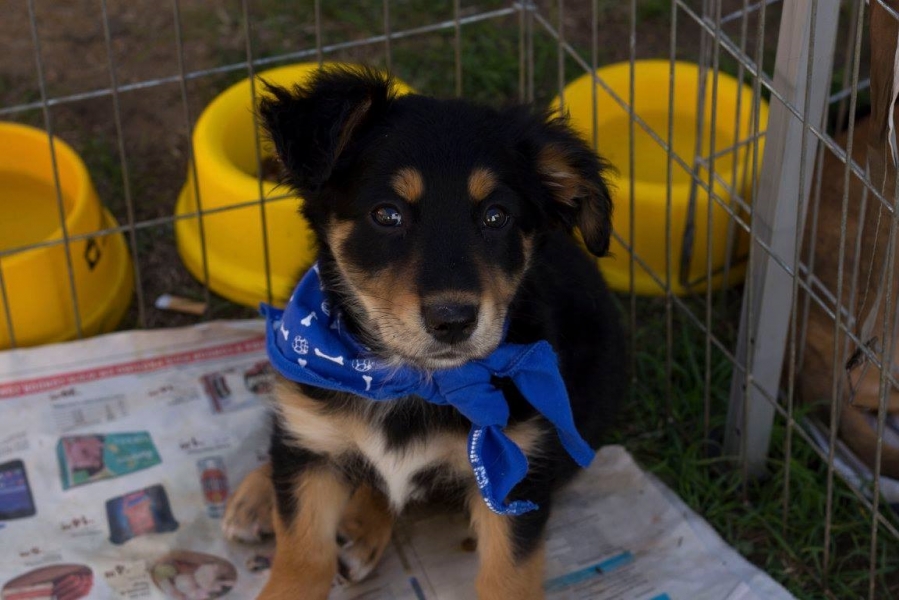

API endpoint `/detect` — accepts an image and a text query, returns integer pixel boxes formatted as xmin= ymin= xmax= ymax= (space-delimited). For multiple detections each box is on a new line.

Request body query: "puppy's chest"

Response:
xmin=279 ymin=395 xmax=471 ymax=509
xmin=354 ymin=420 xmax=469 ymax=508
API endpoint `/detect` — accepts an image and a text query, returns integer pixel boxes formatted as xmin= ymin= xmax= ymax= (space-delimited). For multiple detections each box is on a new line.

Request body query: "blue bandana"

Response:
xmin=261 ymin=265 xmax=595 ymax=515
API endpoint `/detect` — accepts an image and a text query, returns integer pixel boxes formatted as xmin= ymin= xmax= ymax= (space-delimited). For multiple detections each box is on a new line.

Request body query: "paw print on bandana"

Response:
xmin=352 ymin=359 xmax=373 ymax=372
xmin=321 ymin=299 xmax=332 ymax=316
xmin=292 ymin=335 xmax=309 ymax=355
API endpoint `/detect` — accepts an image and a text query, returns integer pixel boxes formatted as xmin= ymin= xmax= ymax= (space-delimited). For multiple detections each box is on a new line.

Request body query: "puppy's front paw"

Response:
xmin=335 ymin=525 xmax=391 ymax=583
xmin=334 ymin=485 xmax=394 ymax=583
xmin=222 ymin=464 xmax=274 ymax=543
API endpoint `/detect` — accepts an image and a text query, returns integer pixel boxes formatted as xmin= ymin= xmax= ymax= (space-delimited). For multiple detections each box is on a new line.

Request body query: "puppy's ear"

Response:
xmin=259 ymin=67 xmax=394 ymax=195
xmin=518 ymin=113 xmax=614 ymax=257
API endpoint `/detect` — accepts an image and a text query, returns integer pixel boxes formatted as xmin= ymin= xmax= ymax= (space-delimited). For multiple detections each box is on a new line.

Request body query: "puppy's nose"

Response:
xmin=422 ymin=302 xmax=478 ymax=344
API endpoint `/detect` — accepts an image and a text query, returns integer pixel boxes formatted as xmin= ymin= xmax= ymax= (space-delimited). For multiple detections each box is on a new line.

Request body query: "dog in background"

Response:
xmin=799 ymin=112 xmax=899 ymax=477
xmin=221 ymin=67 xmax=626 ymax=599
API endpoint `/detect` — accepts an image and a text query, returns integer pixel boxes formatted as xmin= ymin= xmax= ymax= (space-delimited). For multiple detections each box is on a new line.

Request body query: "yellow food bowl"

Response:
xmin=554 ymin=60 xmax=768 ymax=296
xmin=0 ymin=122 xmax=133 ymax=349
xmin=175 ymin=63 xmax=413 ymax=308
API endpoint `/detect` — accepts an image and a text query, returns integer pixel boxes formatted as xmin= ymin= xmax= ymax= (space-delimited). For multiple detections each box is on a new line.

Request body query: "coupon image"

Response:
xmin=105 ymin=484 xmax=179 ymax=545
xmin=1 ymin=564 xmax=93 ymax=600
xmin=243 ymin=361 xmax=274 ymax=395
xmin=57 ymin=432 xmax=162 ymax=490
xmin=200 ymin=361 xmax=273 ymax=414
xmin=150 ymin=550 xmax=237 ymax=600
xmin=196 ymin=457 xmax=229 ymax=519
xmin=0 ymin=459 xmax=36 ymax=521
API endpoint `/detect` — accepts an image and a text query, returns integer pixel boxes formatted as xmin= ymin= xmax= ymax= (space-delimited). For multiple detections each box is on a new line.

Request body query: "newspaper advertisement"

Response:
xmin=0 ymin=320 xmax=793 ymax=600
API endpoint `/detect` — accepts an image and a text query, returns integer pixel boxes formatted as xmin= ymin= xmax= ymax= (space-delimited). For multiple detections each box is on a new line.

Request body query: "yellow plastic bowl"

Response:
xmin=553 ymin=60 xmax=768 ymax=296
xmin=175 ymin=63 xmax=413 ymax=308
xmin=0 ymin=122 xmax=133 ymax=349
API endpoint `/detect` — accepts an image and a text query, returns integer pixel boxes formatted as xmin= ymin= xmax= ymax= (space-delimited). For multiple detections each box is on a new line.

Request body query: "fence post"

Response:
xmin=723 ymin=0 xmax=840 ymax=477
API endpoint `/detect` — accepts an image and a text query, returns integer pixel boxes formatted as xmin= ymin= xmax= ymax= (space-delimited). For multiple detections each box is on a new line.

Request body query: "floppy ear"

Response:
xmin=518 ymin=114 xmax=614 ymax=257
xmin=258 ymin=67 xmax=394 ymax=196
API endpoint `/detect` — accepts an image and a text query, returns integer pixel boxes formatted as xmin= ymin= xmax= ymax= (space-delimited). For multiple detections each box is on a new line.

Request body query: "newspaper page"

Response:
xmin=0 ymin=321 xmax=793 ymax=600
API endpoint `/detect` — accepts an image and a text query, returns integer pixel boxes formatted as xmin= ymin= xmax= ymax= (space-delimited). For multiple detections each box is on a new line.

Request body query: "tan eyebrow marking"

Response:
xmin=391 ymin=168 xmax=424 ymax=203
xmin=468 ymin=167 xmax=498 ymax=202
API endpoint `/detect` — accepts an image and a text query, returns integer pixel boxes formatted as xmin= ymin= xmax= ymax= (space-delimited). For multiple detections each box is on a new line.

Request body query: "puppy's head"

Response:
xmin=261 ymin=67 xmax=612 ymax=370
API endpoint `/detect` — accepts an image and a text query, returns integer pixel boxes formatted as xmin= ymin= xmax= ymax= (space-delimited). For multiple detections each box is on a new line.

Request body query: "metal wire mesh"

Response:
xmin=1 ymin=0 xmax=896 ymax=596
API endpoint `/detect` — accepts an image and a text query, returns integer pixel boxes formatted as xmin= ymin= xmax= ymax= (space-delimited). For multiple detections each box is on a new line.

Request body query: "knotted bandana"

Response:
xmin=261 ymin=264 xmax=595 ymax=515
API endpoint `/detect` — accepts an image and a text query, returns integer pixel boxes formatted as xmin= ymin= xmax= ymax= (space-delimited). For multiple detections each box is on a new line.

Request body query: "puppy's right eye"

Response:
xmin=372 ymin=205 xmax=404 ymax=227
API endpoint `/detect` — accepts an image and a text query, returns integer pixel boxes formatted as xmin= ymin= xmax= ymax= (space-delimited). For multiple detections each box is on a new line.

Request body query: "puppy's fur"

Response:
xmin=223 ymin=68 xmax=626 ymax=599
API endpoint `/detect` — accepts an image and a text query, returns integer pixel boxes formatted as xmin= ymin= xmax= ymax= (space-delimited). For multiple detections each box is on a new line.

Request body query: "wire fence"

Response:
xmin=2 ymin=0 xmax=897 ymax=597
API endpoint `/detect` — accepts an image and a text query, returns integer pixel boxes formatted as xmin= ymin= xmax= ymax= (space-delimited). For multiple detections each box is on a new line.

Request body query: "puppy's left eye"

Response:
xmin=483 ymin=206 xmax=510 ymax=229
xmin=372 ymin=205 xmax=404 ymax=227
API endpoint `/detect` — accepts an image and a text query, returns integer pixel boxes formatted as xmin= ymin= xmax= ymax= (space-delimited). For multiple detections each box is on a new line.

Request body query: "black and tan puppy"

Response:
xmin=222 ymin=67 xmax=626 ymax=600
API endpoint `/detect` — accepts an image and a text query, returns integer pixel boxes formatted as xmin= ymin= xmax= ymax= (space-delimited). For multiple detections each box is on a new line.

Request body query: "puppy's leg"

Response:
xmin=222 ymin=463 xmax=274 ymax=542
xmin=468 ymin=492 xmax=548 ymax=600
xmin=258 ymin=466 xmax=352 ymax=600
xmin=336 ymin=483 xmax=394 ymax=583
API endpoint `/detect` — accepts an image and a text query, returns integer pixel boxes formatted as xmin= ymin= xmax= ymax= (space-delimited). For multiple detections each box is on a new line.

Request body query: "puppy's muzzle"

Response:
xmin=422 ymin=302 xmax=479 ymax=344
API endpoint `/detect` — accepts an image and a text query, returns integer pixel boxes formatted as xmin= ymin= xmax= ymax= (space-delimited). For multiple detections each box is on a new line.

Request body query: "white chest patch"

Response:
xmin=356 ymin=431 xmax=467 ymax=509
xmin=279 ymin=399 xmax=469 ymax=510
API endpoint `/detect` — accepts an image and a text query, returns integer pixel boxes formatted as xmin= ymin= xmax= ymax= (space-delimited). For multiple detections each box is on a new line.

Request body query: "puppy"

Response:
xmin=222 ymin=67 xmax=626 ymax=600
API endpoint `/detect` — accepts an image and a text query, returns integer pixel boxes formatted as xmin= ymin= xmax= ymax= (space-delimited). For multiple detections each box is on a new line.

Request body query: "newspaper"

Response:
xmin=0 ymin=321 xmax=793 ymax=600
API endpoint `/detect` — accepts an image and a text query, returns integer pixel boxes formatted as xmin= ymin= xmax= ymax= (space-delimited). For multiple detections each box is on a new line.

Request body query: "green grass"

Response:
xmin=634 ymin=0 xmax=671 ymax=24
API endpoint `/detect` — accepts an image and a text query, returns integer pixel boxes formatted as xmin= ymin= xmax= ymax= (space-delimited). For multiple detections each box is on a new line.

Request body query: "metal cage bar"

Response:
xmin=723 ymin=0 xmax=840 ymax=478
xmin=242 ymin=0 xmax=275 ymax=308
xmin=25 ymin=0 xmax=84 ymax=344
